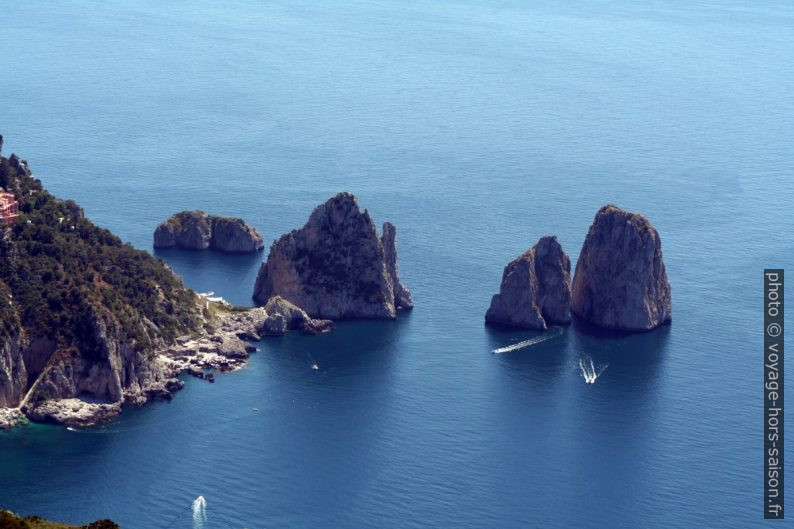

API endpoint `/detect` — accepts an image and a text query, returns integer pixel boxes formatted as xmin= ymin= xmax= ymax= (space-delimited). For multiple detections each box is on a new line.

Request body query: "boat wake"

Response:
xmin=578 ymin=355 xmax=608 ymax=384
xmin=192 ymin=495 xmax=207 ymax=529
xmin=307 ymin=353 xmax=320 ymax=371
xmin=492 ymin=326 xmax=563 ymax=354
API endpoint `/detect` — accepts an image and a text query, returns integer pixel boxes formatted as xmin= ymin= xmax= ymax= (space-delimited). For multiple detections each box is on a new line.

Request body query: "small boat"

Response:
xmin=311 ymin=363 xmax=319 ymax=371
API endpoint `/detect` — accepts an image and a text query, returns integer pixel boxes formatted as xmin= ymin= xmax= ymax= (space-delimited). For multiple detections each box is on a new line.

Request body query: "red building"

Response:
xmin=0 ymin=191 xmax=19 ymax=225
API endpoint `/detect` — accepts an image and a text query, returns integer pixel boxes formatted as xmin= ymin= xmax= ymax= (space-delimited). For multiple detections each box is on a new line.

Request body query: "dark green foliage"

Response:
xmin=162 ymin=210 xmax=206 ymax=230
xmin=82 ymin=521 xmax=119 ymax=529
xmin=0 ymin=511 xmax=119 ymax=529
xmin=0 ymin=280 xmax=21 ymax=340
xmin=0 ymin=510 xmax=28 ymax=529
xmin=0 ymin=155 xmax=204 ymax=352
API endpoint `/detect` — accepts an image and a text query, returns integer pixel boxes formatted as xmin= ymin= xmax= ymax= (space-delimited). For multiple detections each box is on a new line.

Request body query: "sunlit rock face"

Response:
xmin=253 ymin=192 xmax=412 ymax=320
xmin=571 ymin=205 xmax=672 ymax=331
xmin=154 ymin=211 xmax=263 ymax=253
xmin=485 ymin=235 xmax=572 ymax=330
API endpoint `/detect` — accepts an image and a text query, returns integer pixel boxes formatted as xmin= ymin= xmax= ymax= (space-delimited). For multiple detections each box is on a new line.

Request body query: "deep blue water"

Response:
xmin=1 ymin=1 xmax=793 ymax=527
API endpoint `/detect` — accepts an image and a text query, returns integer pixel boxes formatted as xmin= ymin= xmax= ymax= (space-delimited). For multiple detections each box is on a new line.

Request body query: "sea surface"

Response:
xmin=1 ymin=1 xmax=793 ymax=528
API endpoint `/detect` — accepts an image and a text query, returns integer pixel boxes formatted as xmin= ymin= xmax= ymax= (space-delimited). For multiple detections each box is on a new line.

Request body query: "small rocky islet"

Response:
xmin=153 ymin=210 xmax=264 ymax=253
xmin=485 ymin=204 xmax=672 ymax=332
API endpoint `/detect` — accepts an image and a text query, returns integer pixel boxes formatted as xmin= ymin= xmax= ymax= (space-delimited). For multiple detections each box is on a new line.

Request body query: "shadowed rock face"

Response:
xmin=485 ymin=236 xmax=572 ymax=330
xmin=381 ymin=221 xmax=413 ymax=310
xmin=153 ymin=211 xmax=263 ymax=253
xmin=571 ymin=205 xmax=672 ymax=331
xmin=0 ymin=337 xmax=26 ymax=409
xmin=252 ymin=192 xmax=412 ymax=320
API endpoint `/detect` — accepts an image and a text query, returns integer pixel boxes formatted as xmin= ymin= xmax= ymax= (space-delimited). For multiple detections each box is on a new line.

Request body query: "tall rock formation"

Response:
xmin=381 ymin=221 xmax=413 ymax=310
xmin=252 ymin=192 xmax=412 ymax=320
xmin=485 ymin=236 xmax=572 ymax=330
xmin=153 ymin=211 xmax=264 ymax=253
xmin=571 ymin=205 xmax=672 ymax=331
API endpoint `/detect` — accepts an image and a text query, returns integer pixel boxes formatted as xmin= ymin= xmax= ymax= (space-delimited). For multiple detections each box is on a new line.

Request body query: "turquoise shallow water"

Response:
xmin=1 ymin=1 xmax=793 ymax=527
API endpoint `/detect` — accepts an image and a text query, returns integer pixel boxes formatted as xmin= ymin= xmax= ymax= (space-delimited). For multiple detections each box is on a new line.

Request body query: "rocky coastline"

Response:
xmin=0 ymin=297 xmax=333 ymax=429
xmin=0 ymin=298 xmax=332 ymax=430
xmin=0 ymin=138 xmax=333 ymax=430
xmin=1 ymin=133 xmax=676 ymax=432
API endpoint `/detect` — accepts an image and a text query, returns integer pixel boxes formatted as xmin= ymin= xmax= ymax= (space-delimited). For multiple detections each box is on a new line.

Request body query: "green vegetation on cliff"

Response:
xmin=0 ymin=152 xmax=207 ymax=353
xmin=0 ymin=510 xmax=118 ymax=529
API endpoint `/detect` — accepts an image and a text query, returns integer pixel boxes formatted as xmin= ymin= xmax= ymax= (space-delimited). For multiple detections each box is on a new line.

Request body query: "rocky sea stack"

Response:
xmin=485 ymin=236 xmax=572 ymax=330
xmin=153 ymin=211 xmax=264 ymax=253
xmin=571 ymin=205 xmax=672 ymax=331
xmin=253 ymin=192 xmax=412 ymax=320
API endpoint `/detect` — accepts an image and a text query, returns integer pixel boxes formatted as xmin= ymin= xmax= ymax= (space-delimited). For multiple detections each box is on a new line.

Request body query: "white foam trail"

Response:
xmin=578 ymin=355 xmax=608 ymax=384
xmin=192 ymin=495 xmax=207 ymax=529
xmin=492 ymin=326 xmax=562 ymax=354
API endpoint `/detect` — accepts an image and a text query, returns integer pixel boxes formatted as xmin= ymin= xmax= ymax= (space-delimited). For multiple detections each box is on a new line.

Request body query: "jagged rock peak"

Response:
xmin=153 ymin=210 xmax=264 ymax=253
xmin=253 ymin=192 xmax=412 ymax=320
xmin=571 ymin=204 xmax=672 ymax=331
xmin=485 ymin=235 xmax=572 ymax=330
xmin=381 ymin=221 xmax=413 ymax=310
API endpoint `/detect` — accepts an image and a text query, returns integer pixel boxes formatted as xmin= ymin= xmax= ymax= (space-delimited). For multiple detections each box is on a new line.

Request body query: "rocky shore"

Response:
xmin=153 ymin=210 xmax=264 ymax=253
xmin=0 ymin=298 xmax=333 ymax=430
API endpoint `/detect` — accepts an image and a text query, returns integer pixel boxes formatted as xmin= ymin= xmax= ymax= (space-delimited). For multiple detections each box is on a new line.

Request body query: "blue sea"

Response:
xmin=1 ymin=1 xmax=793 ymax=528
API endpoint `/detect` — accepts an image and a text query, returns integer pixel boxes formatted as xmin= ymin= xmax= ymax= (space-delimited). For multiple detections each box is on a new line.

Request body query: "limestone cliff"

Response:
xmin=20 ymin=305 xmax=184 ymax=426
xmin=0 ymin=280 xmax=27 ymax=409
xmin=485 ymin=236 xmax=572 ymax=330
xmin=252 ymin=193 xmax=412 ymax=320
xmin=153 ymin=211 xmax=263 ymax=253
xmin=571 ymin=205 xmax=672 ymax=331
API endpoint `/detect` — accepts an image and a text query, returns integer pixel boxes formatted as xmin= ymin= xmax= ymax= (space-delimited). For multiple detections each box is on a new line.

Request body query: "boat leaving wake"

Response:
xmin=492 ymin=326 xmax=563 ymax=354
xmin=192 ymin=495 xmax=207 ymax=529
xmin=578 ymin=355 xmax=608 ymax=384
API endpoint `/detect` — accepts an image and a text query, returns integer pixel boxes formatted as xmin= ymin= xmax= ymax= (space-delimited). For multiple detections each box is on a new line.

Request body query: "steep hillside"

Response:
xmin=0 ymin=139 xmax=208 ymax=426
